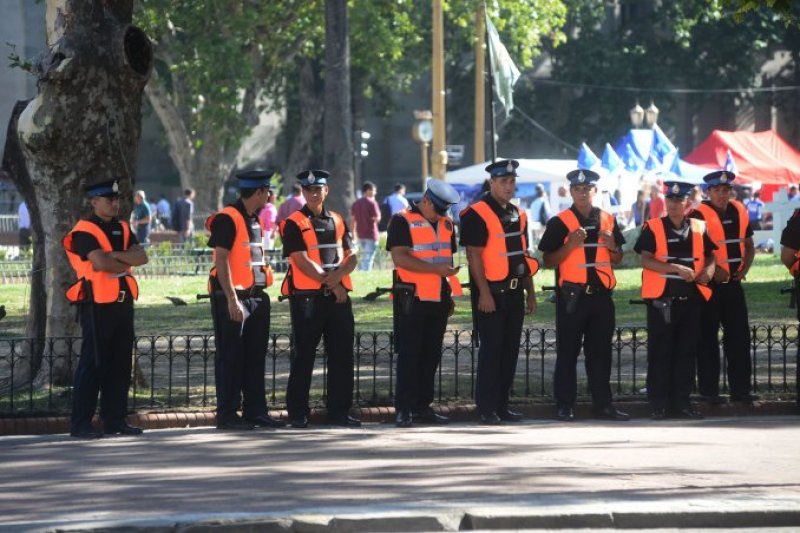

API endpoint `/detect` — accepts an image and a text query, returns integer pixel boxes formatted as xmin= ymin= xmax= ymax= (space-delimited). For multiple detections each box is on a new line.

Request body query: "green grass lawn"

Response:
xmin=0 ymin=254 xmax=796 ymax=337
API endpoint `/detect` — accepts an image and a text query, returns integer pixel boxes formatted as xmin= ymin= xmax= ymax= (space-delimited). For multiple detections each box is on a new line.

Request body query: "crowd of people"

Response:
xmin=61 ymin=159 xmax=800 ymax=439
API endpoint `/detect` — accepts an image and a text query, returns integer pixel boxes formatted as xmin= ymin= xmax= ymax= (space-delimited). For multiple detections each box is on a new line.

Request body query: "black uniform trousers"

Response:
xmin=395 ymin=298 xmax=450 ymax=412
xmin=71 ymin=298 xmax=134 ymax=432
xmin=475 ymin=287 xmax=525 ymax=416
xmin=286 ymin=294 xmax=355 ymax=419
xmin=210 ymin=289 xmax=270 ymax=422
xmin=697 ymin=280 xmax=752 ymax=397
xmin=554 ymin=290 xmax=615 ymax=408
xmin=646 ymin=298 xmax=701 ymax=411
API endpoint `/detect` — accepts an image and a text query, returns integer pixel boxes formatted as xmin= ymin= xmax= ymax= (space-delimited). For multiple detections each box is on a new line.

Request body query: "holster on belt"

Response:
xmin=559 ymin=282 xmax=582 ymax=315
xmin=650 ymin=296 xmax=673 ymax=325
xmin=393 ymin=281 xmax=416 ymax=316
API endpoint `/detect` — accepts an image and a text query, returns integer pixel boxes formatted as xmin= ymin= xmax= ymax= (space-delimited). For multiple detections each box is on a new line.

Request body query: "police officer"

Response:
xmin=206 ymin=170 xmax=284 ymax=431
xmin=63 ymin=179 xmax=148 ymax=438
xmin=387 ymin=179 xmax=462 ymax=427
xmin=460 ymin=160 xmax=539 ymax=425
xmin=689 ymin=170 xmax=757 ymax=403
xmin=635 ymin=181 xmax=716 ymax=419
xmin=780 ymin=208 xmax=800 ymax=408
xmin=538 ymin=169 xmax=629 ymax=422
xmin=280 ymin=170 xmax=360 ymax=428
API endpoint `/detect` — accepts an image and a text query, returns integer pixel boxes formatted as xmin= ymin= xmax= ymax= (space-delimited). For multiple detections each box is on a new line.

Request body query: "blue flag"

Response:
xmin=645 ymin=151 xmax=661 ymax=172
xmin=601 ymin=143 xmax=623 ymax=175
xmin=577 ymin=143 xmax=600 ymax=169
xmin=622 ymin=143 xmax=643 ymax=172
xmin=725 ymin=149 xmax=738 ymax=174
xmin=652 ymin=125 xmax=677 ymax=162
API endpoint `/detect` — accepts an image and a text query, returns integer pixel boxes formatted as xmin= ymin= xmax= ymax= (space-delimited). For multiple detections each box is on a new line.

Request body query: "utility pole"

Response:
xmin=474 ymin=2 xmax=486 ymax=164
xmin=431 ymin=0 xmax=447 ymax=180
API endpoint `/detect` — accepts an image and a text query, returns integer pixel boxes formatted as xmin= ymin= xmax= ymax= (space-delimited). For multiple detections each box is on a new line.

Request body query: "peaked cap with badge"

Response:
xmin=566 ymin=168 xmax=600 ymax=187
xmin=485 ymin=159 xmax=519 ymax=178
xmin=702 ymin=170 xmax=735 ymax=187
xmin=85 ymin=179 xmax=121 ymax=198
xmin=297 ymin=170 xmax=330 ymax=188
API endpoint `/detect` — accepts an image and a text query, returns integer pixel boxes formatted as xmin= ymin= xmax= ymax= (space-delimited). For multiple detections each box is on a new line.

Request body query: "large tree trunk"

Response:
xmin=323 ymin=0 xmax=355 ymax=215
xmin=284 ymin=58 xmax=324 ymax=195
xmin=15 ymin=0 xmax=151 ymax=384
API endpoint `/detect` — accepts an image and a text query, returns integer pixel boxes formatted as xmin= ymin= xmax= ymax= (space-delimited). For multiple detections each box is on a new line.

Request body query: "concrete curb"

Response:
xmin=0 ymin=400 xmax=797 ymax=436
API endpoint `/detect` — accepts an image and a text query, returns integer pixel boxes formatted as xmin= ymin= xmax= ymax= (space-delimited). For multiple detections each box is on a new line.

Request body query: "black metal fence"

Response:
xmin=0 ymin=324 xmax=797 ymax=416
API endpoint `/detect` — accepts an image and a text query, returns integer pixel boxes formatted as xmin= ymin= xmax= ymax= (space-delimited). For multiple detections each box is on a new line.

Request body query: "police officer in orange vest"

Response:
xmin=538 ymin=169 xmax=629 ymax=422
xmin=460 ymin=160 xmax=539 ymax=425
xmin=206 ymin=170 xmax=284 ymax=431
xmin=780 ymin=208 xmax=800 ymax=407
xmin=635 ymin=180 xmax=716 ymax=419
xmin=63 ymin=179 xmax=149 ymax=438
xmin=689 ymin=170 xmax=757 ymax=404
xmin=281 ymin=170 xmax=360 ymax=428
xmin=388 ymin=179 xmax=462 ymax=428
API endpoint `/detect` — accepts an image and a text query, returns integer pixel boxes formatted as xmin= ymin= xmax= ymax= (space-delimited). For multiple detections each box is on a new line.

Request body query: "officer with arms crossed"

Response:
xmin=206 ymin=171 xmax=284 ymax=431
xmin=460 ymin=160 xmax=539 ymax=425
xmin=387 ymin=179 xmax=463 ymax=427
xmin=538 ymin=169 xmax=629 ymax=422
xmin=64 ymin=179 xmax=149 ymax=438
xmin=689 ymin=170 xmax=757 ymax=404
xmin=635 ymin=181 xmax=716 ymax=419
xmin=280 ymin=170 xmax=360 ymax=428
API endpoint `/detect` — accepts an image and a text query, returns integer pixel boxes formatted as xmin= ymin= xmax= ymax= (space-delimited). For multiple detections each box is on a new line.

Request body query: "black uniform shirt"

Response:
xmin=207 ymin=199 xmax=257 ymax=250
xmin=538 ymin=205 xmax=626 ymax=287
xmin=689 ymin=200 xmax=753 ymax=264
xmin=634 ymin=217 xmax=716 ymax=298
xmin=780 ymin=209 xmax=800 ymax=250
xmin=459 ymin=193 xmax=530 ymax=278
xmin=282 ymin=205 xmax=353 ymax=268
xmin=386 ymin=204 xmax=458 ymax=296
xmin=70 ymin=214 xmax=140 ymax=292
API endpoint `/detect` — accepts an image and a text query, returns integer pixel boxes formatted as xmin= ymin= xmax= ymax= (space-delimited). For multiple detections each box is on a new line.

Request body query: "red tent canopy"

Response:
xmin=685 ymin=129 xmax=800 ymax=200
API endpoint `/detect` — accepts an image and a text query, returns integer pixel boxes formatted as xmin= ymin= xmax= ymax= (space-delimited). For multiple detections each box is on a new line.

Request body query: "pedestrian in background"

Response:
xmin=173 ymin=188 xmax=195 ymax=244
xmin=386 ymin=183 xmax=409 ymax=216
xmin=744 ymin=189 xmax=765 ymax=230
xmin=63 ymin=178 xmax=148 ymax=438
xmin=351 ymin=181 xmax=381 ymax=271
xmin=157 ymin=194 xmax=171 ymax=230
xmin=131 ymin=190 xmax=152 ymax=244
xmin=649 ymin=183 xmax=666 ymax=218
xmin=17 ymin=200 xmax=31 ymax=252
xmin=258 ymin=188 xmax=278 ymax=249
xmin=276 ymin=183 xmax=306 ymax=224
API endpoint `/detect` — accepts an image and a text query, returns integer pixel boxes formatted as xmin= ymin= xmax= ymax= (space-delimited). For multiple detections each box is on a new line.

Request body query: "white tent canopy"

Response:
xmin=446 ymin=158 xmax=575 ymax=186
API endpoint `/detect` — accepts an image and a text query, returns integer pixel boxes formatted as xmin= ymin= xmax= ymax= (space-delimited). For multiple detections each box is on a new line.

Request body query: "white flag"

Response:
xmin=486 ymin=12 xmax=521 ymax=114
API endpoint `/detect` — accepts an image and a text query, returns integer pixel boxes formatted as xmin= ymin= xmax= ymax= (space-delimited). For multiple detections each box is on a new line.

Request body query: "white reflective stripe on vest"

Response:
xmin=411 ymin=242 xmax=450 ymax=251
xmin=578 ymin=262 xmax=611 ymax=268
xmin=420 ymin=256 xmax=453 ymax=264
xmin=496 ymin=231 xmax=523 ymax=238
xmin=312 ymin=243 xmax=340 ymax=249
xmin=501 ymin=250 xmax=525 ymax=257
xmin=717 ymin=238 xmax=746 ymax=244
xmin=659 ymin=255 xmax=697 ymax=262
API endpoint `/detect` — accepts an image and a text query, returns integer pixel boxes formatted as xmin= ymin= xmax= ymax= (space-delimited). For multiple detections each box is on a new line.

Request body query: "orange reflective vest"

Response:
xmin=463 ymin=200 xmax=539 ymax=282
xmin=641 ymin=217 xmax=712 ymax=301
xmin=279 ymin=209 xmax=353 ymax=295
xmin=556 ymin=209 xmax=616 ymax=289
xmin=206 ymin=206 xmax=274 ymax=290
xmin=63 ymin=219 xmax=139 ymax=304
xmin=694 ymin=201 xmax=748 ymax=276
xmin=394 ymin=209 xmax=463 ymax=302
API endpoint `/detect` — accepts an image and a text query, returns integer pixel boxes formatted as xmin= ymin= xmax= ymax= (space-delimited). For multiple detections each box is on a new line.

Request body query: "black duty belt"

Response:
xmin=291 ymin=288 xmax=333 ymax=298
xmin=235 ymin=286 xmax=266 ymax=299
xmin=561 ymin=281 xmax=609 ymax=295
xmin=487 ymin=277 xmax=523 ymax=293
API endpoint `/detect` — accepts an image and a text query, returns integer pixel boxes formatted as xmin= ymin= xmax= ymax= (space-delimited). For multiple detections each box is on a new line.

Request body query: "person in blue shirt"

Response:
xmin=744 ymin=190 xmax=765 ymax=230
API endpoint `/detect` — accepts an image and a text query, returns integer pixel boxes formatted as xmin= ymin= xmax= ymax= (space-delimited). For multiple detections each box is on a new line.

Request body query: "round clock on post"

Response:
xmin=412 ymin=110 xmax=434 ymax=189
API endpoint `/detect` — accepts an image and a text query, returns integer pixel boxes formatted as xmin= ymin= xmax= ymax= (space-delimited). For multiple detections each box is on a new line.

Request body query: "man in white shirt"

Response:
xmin=18 ymin=201 xmax=31 ymax=251
xmin=385 ymin=183 xmax=409 ymax=216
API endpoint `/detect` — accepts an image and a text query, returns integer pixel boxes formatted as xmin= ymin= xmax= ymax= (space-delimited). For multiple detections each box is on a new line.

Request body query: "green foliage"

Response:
xmin=6 ymin=42 xmax=34 ymax=73
xmin=721 ymin=0 xmax=799 ymax=27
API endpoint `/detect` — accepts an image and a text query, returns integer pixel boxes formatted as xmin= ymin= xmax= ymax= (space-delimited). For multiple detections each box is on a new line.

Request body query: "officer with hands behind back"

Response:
xmin=538 ymin=169 xmax=629 ymax=422
xmin=280 ymin=170 xmax=360 ymax=428
xmin=689 ymin=170 xmax=757 ymax=404
xmin=206 ymin=170 xmax=284 ymax=431
xmin=635 ymin=181 xmax=716 ymax=420
xmin=387 ymin=179 xmax=463 ymax=428
xmin=63 ymin=179 xmax=149 ymax=438
xmin=460 ymin=159 xmax=539 ymax=425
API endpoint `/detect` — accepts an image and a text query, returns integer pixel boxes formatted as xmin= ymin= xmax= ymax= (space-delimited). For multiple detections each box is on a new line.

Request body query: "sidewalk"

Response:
xmin=1 ymin=416 xmax=799 ymax=531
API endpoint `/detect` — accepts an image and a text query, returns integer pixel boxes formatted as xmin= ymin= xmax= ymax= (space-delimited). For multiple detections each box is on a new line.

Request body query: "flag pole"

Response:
xmin=486 ymin=14 xmax=497 ymax=164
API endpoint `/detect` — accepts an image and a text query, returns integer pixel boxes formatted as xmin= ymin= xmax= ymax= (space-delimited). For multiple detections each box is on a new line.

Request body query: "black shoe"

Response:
xmin=104 ymin=422 xmax=144 ymax=436
xmin=289 ymin=416 xmax=309 ymax=429
xmin=328 ymin=413 xmax=361 ymax=427
xmin=70 ymin=425 xmax=103 ymax=439
xmin=395 ymin=410 xmax=412 ymax=428
xmin=479 ymin=412 xmax=502 ymax=425
xmin=556 ymin=406 xmax=575 ymax=422
xmin=698 ymin=394 xmax=727 ymax=405
xmin=216 ymin=417 xmax=255 ymax=431
xmin=497 ymin=408 xmax=523 ymax=422
xmin=650 ymin=408 xmax=667 ymax=420
xmin=670 ymin=407 xmax=704 ymax=419
xmin=245 ymin=414 xmax=286 ymax=429
xmin=730 ymin=393 xmax=760 ymax=403
xmin=412 ymin=407 xmax=449 ymax=425
xmin=593 ymin=404 xmax=630 ymax=421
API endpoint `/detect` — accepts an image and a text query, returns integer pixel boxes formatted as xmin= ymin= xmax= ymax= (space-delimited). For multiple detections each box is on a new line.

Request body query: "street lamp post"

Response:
xmin=629 ymin=101 xmax=644 ymax=128
xmin=645 ymin=100 xmax=660 ymax=128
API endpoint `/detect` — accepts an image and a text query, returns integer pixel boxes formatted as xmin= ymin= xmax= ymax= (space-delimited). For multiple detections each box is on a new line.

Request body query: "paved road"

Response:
xmin=2 ymin=416 xmax=799 ymax=531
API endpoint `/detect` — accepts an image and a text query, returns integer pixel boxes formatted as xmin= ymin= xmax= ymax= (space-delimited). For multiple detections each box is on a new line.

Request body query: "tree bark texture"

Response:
xmin=323 ymin=0 xmax=355 ymax=215
xmin=284 ymin=58 xmax=324 ymax=196
xmin=15 ymin=0 xmax=151 ymax=384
